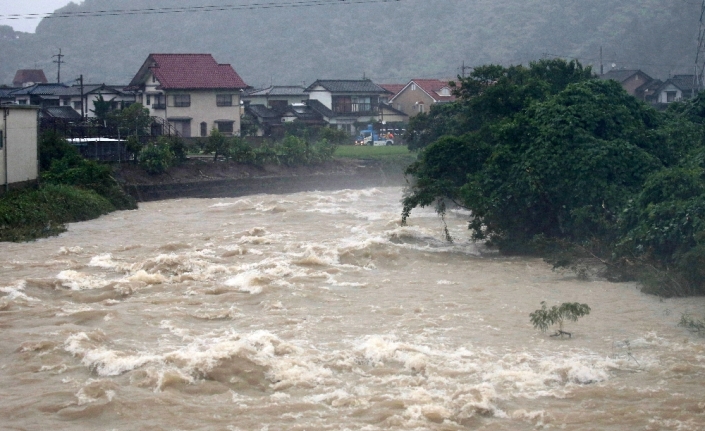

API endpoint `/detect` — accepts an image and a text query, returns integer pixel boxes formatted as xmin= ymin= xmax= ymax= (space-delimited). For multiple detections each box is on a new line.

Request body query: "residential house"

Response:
xmin=389 ymin=79 xmax=456 ymax=117
xmin=1 ymin=105 xmax=40 ymax=192
xmin=57 ymin=84 xmax=136 ymax=118
xmin=600 ymin=69 xmax=660 ymax=101
xmin=10 ymin=83 xmax=71 ymax=108
xmin=244 ymin=102 xmax=328 ymax=137
xmin=653 ymin=74 xmax=698 ymax=104
xmin=244 ymin=86 xmax=308 ymax=111
xmin=305 ymin=79 xmax=394 ymax=134
xmin=379 ymin=84 xmax=405 ymax=101
xmin=12 ymin=69 xmax=48 ymax=87
xmin=126 ymin=53 xmax=249 ymax=137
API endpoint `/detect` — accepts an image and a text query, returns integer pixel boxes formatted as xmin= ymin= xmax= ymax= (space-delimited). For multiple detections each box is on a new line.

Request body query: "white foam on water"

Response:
xmin=0 ymin=280 xmax=39 ymax=305
xmin=57 ymin=246 xmax=84 ymax=255
xmin=223 ymin=270 xmax=270 ymax=295
xmin=57 ymin=270 xmax=112 ymax=291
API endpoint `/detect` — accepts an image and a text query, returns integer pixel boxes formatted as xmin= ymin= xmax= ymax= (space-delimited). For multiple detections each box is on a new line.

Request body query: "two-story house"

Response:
xmin=389 ymin=79 xmax=456 ymax=117
xmin=126 ymin=54 xmax=249 ymax=137
xmin=305 ymin=79 xmax=394 ymax=135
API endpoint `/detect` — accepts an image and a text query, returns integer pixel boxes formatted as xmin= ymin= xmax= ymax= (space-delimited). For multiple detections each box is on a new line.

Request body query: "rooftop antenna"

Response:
xmin=52 ymin=48 xmax=65 ymax=83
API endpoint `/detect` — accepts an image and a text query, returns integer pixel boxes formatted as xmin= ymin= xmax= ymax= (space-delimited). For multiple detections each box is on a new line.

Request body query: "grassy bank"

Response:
xmin=334 ymin=145 xmax=413 ymax=160
xmin=0 ymin=184 xmax=118 ymax=242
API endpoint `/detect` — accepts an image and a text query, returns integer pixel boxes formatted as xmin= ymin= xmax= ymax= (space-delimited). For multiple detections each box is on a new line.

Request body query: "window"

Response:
xmin=200 ymin=122 xmax=208 ymax=137
xmin=146 ymin=95 xmax=151 ymax=106
xmin=174 ymin=94 xmax=190 ymax=107
xmin=216 ymin=94 xmax=233 ymax=106
xmin=217 ymin=121 xmax=234 ymax=135
xmin=18 ymin=99 xmax=27 ymax=105
xmin=153 ymin=94 xmax=166 ymax=109
xmin=0 ymin=130 xmax=3 ymax=149
xmin=418 ymin=103 xmax=425 ymax=113
xmin=172 ymin=120 xmax=191 ymax=138
xmin=73 ymin=101 xmax=82 ymax=110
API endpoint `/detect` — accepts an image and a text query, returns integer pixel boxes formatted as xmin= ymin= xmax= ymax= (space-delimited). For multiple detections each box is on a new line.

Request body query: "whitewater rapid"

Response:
xmin=1 ymin=187 xmax=703 ymax=430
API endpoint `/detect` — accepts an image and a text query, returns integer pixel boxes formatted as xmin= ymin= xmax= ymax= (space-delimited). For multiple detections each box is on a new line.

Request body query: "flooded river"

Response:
xmin=1 ymin=187 xmax=704 ymax=430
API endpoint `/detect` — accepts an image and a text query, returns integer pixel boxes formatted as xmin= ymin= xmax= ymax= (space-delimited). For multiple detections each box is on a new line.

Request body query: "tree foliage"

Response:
xmin=402 ymin=58 xmax=705 ymax=295
xmin=530 ymin=301 xmax=591 ymax=336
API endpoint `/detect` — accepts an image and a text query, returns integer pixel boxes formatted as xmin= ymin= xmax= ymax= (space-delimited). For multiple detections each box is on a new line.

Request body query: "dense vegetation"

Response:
xmin=0 ymin=132 xmax=137 ymax=242
xmin=402 ymin=59 xmax=705 ymax=296
xmin=0 ymin=0 xmax=699 ymax=86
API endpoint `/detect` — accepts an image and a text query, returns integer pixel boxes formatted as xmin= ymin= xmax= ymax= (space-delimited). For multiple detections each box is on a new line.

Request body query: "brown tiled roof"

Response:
xmin=411 ymin=79 xmax=456 ymax=102
xmin=132 ymin=54 xmax=248 ymax=90
xmin=379 ymin=84 xmax=405 ymax=96
xmin=13 ymin=69 xmax=48 ymax=86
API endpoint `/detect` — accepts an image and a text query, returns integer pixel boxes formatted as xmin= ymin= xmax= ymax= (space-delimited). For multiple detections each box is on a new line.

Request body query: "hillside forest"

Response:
xmin=0 ymin=0 xmax=702 ymax=87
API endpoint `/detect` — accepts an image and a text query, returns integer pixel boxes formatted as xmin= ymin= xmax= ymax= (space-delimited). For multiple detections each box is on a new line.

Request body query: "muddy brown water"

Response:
xmin=1 ymin=187 xmax=704 ymax=430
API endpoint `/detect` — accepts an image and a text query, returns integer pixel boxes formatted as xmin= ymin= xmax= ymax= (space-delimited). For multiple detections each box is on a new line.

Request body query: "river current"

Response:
xmin=1 ymin=186 xmax=704 ymax=430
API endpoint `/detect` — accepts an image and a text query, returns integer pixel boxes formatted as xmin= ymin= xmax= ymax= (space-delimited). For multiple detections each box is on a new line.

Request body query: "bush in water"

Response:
xmin=530 ymin=301 xmax=591 ymax=338
xmin=0 ymin=184 xmax=115 ymax=242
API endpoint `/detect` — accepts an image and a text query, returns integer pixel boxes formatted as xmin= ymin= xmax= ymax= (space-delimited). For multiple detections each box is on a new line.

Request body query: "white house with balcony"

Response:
xmin=126 ymin=54 xmax=249 ymax=137
xmin=304 ymin=79 xmax=406 ymax=135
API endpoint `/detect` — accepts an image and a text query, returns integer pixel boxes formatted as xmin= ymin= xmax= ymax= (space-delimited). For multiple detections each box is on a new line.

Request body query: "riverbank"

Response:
xmin=114 ymin=155 xmax=415 ymax=201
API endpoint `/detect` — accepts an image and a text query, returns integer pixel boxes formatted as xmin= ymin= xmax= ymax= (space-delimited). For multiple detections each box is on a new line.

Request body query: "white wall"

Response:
xmin=1 ymin=106 xmax=39 ymax=188
xmin=307 ymin=86 xmax=333 ymax=109
xmin=164 ymin=90 xmax=242 ymax=137
xmin=658 ymin=83 xmax=682 ymax=103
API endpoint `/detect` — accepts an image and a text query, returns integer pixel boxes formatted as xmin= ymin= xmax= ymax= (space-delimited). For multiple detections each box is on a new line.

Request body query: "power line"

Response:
xmin=0 ymin=0 xmax=405 ymax=21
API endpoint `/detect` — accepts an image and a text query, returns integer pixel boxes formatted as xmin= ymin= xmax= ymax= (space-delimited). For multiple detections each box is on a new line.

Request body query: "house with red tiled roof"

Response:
xmin=126 ymin=54 xmax=249 ymax=137
xmin=379 ymin=84 xmax=405 ymax=101
xmin=389 ymin=79 xmax=456 ymax=117
xmin=12 ymin=69 xmax=48 ymax=87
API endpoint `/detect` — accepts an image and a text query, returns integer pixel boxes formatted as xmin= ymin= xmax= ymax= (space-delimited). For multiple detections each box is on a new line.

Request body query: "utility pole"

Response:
xmin=460 ymin=61 xmax=473 ymax=78
xmin=695 ymin=1 xmax=705 ymax=89
xmin=52 ymin=49 xmax=65 ymax=83
xmin=600 ymin=46 xmax=604 ymax=76
xmin=76 ymin=74 xmax=84 ymax=119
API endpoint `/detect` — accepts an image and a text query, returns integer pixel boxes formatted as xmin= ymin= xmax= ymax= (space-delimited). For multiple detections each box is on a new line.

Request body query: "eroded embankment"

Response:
xmin=119 ymin=159 xmax=410 ymax=202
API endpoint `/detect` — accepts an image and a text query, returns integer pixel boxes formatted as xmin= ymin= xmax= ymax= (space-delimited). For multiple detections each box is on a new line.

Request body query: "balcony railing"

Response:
xmin=152 ymin=103 xmax=166 ymax=110
xmin=332 ymin=103 xmax=376 ymax=114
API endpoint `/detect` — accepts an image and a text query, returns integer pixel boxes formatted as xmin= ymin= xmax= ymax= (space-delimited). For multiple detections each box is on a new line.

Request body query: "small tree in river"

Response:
xmin=530 ymin=301 xmax=591 ymax=338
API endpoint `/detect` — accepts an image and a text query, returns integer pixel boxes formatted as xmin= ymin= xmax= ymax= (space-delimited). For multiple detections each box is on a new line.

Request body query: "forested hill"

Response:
xmin=0 ymin=0 xmax=700 ymax=87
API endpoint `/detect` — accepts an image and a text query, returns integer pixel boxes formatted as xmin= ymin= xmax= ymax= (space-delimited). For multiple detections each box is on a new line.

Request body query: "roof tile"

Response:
xmin=147 ymin=54 xmax=248 ymax=90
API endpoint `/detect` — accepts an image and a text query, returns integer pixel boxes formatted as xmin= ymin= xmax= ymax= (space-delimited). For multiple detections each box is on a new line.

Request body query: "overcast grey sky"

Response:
xmin=1 ymin=0 xmax=76 ymax=33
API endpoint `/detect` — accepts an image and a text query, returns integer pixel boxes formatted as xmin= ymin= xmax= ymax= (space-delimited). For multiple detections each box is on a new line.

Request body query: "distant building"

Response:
xmin=126 ymin=53 xmax=249 ymax=137
xmin=12 ymin=69 xmax=48 ymax=87
xmin=600 ymin=69 xmax=661 ymax=101
xmin=389 ymin=79 xmax=456 ymax=117
xmin=243 ymin=86 xmax=308 ymax=111
xmin=1 ymin=105 xmax=40 ymax=192
xmin=653 ymin=74 xmax=698 ymax=104
xmin=304 ymin=79 xmax=398 ymax=135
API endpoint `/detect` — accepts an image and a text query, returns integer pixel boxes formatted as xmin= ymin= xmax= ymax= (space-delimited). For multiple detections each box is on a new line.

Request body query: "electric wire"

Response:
xmin=0 ymin=0 xmax=404 ymax=21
